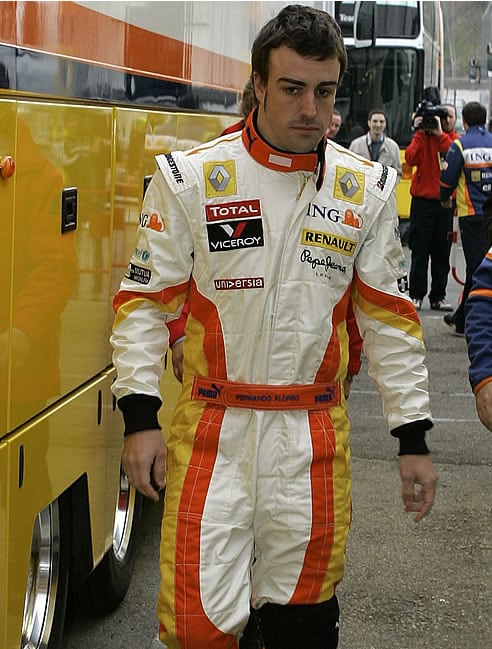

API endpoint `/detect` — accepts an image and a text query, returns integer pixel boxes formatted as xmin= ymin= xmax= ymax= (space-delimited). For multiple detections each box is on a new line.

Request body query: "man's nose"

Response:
xmin=299 ymin=93 xmax=317 ymax=117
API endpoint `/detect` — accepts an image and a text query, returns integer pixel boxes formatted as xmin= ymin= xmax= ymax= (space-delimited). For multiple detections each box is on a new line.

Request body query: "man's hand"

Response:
xmin=475 ymin=382 xmax=492 ymax=431
xmin=399 ymin=454 xmax=438 ymax=522
xmin=171 ymin=340 xmax=184 ymax=383
xmin=122 ymin=429 xmax=167 ymax=502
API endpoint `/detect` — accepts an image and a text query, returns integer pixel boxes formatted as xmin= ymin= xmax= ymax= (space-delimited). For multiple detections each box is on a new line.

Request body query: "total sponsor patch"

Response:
xmin=205 ymin=199 xmax=261 ymax=222
xmin=301 ymin=228 xmax=357 ymax=255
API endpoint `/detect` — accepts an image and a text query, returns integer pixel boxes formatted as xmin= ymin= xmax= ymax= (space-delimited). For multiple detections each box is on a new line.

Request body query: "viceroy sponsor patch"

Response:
xmin=214 ymin=277 xmax=264 ymax=290
xmin=207 ymin=219 xmax=264 ymax=252
xmin=301 ymin=229 xmax=357 ymax=255
xmin=125 ymin=263 xmax=151 ymax=285
xmin=205 ymin=199 xmax=261 ymax=222
xmin=333 ymin=166 xmax=365 ymax=204
xmin=204 ymin=160 xmax=237 ymax=197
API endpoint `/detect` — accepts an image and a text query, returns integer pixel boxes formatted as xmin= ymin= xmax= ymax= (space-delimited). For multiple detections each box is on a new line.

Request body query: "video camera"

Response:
xmin=414 ymin=100 xmax=449 ymax=130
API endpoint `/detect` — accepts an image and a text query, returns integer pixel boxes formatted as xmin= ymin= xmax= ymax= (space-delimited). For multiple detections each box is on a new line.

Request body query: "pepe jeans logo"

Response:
xmin=299 ymin=249 xmax=347 ymax=275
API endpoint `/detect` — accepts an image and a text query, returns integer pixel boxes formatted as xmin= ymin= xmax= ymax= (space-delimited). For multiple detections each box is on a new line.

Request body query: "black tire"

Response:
xmin=76 ymin=467 xmax=143 ymax=613
xmin=21 ymin=496 xmax=70 ymax=649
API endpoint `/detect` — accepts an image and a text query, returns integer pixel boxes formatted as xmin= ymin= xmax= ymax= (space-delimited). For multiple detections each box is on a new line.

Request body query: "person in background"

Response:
xmin=440 ymin=102 xmax=492 ymax=336
xmin=326 ymin=108 xmax=342 ymax=139
xmin=465 ymin=193 xmax=492 ymax=430
xmin=111 ymin=6 xmax=437 ymax=648
xmin=221 ymin=78 xmax=256 ymax=135
xmin=405 ymin=102 xmax=457 ymax=311
xmin=349 ymin=108 xmax=402 ymax=179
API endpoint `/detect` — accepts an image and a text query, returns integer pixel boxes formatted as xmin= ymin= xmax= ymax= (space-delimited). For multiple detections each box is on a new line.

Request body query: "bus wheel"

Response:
xmin=77 ymin=467 xmax=143 ymax=613
xmin=21 ymin=498 xmax=70 ymax=649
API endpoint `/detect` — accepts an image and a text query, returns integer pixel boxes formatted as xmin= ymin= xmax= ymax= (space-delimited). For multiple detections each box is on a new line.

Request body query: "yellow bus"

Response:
xmin=0 ymin=1 xmax=271 ymax=646
xmin=334 ymin=0 xmax=445 ymax=237
xmin=0 ymin=2 xmax=446 ymax=647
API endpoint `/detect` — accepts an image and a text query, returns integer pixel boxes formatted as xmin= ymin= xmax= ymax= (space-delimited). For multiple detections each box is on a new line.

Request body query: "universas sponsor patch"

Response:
xmin=214 ymin=277 xmax=264 ymax=290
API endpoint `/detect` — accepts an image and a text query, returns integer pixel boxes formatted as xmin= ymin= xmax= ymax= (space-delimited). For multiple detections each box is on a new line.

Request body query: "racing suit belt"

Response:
xmin=191 ymin=376 xmax=341 ymax=410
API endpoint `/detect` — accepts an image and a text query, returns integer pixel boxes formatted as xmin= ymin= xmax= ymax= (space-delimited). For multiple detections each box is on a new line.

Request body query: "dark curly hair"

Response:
xmin=251 ymin=4 xmax=347 ymax=85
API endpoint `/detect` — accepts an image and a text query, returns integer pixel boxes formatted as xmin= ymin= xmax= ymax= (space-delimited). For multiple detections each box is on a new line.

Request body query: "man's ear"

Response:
xmin=253 ymin=72 xmax=265 ymax=103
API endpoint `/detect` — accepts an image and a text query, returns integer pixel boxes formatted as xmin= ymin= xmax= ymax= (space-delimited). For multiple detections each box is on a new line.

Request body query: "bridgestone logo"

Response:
xmin=165 ymin=153 xmax=184 ymax=184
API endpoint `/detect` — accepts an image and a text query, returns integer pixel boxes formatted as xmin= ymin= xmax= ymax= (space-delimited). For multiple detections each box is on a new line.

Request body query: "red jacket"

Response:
xmin=405 ymin=129 xmax=457 ymax=200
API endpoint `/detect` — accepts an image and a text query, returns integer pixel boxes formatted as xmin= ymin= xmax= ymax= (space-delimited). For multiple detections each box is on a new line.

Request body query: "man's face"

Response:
xmin=441 ymin=107 xmax=456 ymax=133
xmin=254 ymin=45 xmax=340 ymax=153
xmin=368 ymin=113 xmax=386 ymax=140
xmin=327 ymin=114 xmax=342 ymax=138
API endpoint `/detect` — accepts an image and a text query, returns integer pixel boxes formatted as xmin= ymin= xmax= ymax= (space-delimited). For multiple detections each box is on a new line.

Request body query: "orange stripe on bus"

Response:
xmin=3 ymin=1 xmax=248 ymax=89
xmin=0 ymin=2 xmax=16 ymax=41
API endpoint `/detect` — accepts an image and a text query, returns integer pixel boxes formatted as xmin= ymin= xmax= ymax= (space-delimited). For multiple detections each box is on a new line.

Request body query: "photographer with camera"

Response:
xmin=405 ymin=100 xmax=457 ymax=311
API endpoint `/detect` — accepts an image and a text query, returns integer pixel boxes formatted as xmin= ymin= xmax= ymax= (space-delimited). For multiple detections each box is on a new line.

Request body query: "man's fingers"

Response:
xmin=402 ymin=478 xmax=436 ymax=522
xmin=122 ymin=429 xmax=167 ymax=502
xmin=399 ymin=455 xmax=438 ymax=522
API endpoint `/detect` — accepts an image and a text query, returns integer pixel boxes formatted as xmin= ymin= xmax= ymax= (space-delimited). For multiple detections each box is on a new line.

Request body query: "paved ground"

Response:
xmin=64 ymin=250 xmax=492 ymax=649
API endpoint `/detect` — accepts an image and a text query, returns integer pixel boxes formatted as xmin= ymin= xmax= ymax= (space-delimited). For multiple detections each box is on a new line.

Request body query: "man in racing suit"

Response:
xmin=466 ymin=245 xmax=492 ymax=431
xmin=111 ymin=6 xmax=437 ymax=649
xmin=465 ymin=194 xmax=492 ymax=431
xmin=440 ymin=101 xmax=492 ymax=335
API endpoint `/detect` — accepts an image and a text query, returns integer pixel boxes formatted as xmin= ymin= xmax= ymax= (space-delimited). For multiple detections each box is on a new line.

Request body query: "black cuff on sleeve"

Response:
xmin=390 ymin=419 xmax=433 ymax=456
xmin=117 ymin=394 xmax=162 ymax=436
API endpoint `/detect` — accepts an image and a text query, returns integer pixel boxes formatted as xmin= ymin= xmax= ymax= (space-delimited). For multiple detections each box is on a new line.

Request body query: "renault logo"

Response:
xmin=208 ymin=164 xmax=231 ymax=192
xmin=339 ymin=171 xmax=359 ymax=198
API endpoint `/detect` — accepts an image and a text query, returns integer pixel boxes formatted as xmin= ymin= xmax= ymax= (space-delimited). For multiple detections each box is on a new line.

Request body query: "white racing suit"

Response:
xmin=111 ymin=111 xmax=432 ymax=649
